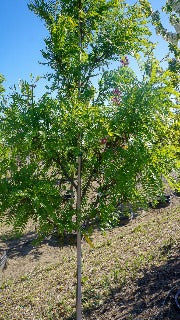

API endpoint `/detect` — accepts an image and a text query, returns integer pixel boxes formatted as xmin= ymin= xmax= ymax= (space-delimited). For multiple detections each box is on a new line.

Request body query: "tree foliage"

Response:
xmin=28 ymin=0 xmax=151 ymax=95
xmin=141 ymin=0 xmax=180 ymax=86
xmin=0 ymin=74 xmax=5 ymax=95
xmin=0 ymin=0 xmax=179 ymax=236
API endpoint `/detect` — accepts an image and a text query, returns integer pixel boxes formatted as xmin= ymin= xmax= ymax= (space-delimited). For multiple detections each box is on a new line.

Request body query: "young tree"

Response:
xmin=0 ymin=1 xmax=178 ymax=318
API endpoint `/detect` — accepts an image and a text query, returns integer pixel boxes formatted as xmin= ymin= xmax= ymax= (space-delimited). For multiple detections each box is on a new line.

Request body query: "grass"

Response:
xmin=0 ymin=201 xmax=179 ymax=319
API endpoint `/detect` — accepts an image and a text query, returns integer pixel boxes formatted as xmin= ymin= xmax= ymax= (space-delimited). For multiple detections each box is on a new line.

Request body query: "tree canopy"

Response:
xmin=0 ymin=0 xmax=179 ymax=236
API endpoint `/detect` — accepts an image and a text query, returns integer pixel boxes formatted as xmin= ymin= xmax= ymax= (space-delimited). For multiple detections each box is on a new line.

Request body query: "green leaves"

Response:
xmin=28 ymin=0 xmax=151 ymax=101
xmin=1 ymin=59 xmax=178 ymax=233
xmin=0 ymin=74 xmax=5 ymax=95
xmin=0 ymin=1 xmax=178 ymax=235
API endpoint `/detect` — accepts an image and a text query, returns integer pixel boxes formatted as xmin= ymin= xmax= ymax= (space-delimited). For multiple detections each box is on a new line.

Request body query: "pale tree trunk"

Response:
xmin=76 ymin=153 xmax=82 ymax=320
xmin=76 ymin=0 xmax=83 ymax=318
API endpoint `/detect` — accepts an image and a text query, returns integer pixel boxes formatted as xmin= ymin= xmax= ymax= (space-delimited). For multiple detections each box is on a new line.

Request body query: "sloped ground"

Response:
xmin=83 ymin=249 xmax=180 ymax=320
xmin=0 ymin=196 xmax=179 ymax=320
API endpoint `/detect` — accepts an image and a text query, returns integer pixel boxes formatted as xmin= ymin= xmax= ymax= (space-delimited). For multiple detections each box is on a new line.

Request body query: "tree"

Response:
xmin=0 ymin=74 xmax=5 ymax=95
xmin=0 ymin=1 xmax=178 ymax=319
xmin=140 ymin=0 xmax=180 ymax=85
xmin=146 ymin=0 xmax=180 ymax=189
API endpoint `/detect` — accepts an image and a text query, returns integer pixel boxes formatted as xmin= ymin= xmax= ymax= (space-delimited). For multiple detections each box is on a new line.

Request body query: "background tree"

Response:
xmin=0 ymin=74 xmax=5 ymax=95
xmin=140 ymin=0 xmax=180 ymax=85
xmin=146 ymin=0 xmax=180 ymax=189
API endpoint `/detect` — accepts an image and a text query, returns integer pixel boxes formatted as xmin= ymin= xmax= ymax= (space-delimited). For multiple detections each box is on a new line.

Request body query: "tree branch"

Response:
xmin=82 ymin=151 xmax=103 ymax=198
xmin=53 ymin=155 xmax=78 ymax=190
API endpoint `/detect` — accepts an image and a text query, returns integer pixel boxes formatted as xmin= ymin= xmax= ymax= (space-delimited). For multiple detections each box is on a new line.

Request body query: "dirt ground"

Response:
xmin=83 ymin=249 xmax=180 ymax=320
xmin=0 ymin=194 xmax=179 ymax=320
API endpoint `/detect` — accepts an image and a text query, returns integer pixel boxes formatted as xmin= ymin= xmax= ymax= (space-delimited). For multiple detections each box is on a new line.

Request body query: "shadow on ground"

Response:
xmin=0 ymin=230 xmax=79 ymax=259
xmin=1 ymin=193 xmax=176 ymax=261
xmin=0 ymin=215 xmax=138 ymax=260
xmin=81 ymin=250 xmax=180 ymax=320
xmin=0 ymin=231 xmax=38 ymax=258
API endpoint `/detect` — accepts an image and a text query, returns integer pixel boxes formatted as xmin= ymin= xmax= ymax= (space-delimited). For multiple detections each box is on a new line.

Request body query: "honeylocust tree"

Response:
xmin=0 ymin=0 xmax=178 ymax=318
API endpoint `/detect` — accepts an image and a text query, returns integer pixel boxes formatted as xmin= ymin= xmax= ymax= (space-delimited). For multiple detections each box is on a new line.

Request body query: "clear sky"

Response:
xmin=0 ymin=0 xmax=174 ymax=96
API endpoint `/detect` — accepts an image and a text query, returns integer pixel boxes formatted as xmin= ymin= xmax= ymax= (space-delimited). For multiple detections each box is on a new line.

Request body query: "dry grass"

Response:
xmin=0 ymin=196 xmax=179 ymax=320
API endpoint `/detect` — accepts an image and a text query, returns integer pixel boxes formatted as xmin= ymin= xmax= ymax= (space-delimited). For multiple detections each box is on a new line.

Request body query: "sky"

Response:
xmin=0 ymin=0 xmax=175 ymax=97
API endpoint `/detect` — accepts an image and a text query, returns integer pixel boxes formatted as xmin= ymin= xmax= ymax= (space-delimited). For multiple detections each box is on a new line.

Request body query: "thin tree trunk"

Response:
xmin=76 ymin=153 xmax=82 ymax=319
xmin=77 ymin=0 xmax=83 ymax=318
xmin=76 ymin=230 xmax=82 ymax=319
xmin=76 ymin=231 xmax=82 ymax=319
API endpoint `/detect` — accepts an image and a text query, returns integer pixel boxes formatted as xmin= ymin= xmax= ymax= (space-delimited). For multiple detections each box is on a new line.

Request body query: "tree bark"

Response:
xmin=76 ymin=153 xmax=82 ymax=320
xmin=76 ymin=0 xmax=83 ymax=318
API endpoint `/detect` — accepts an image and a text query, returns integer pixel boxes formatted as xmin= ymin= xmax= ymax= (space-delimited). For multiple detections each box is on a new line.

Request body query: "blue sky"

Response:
xmin=0 ymin=0 xmax=174 ymax=96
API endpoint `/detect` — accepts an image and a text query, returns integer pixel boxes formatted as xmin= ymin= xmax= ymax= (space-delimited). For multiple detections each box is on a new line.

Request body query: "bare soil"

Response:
xmin=83 ymin=249 xmax=180 ymax=320
xmin=0 ymin=195 xmax=179 ymax=320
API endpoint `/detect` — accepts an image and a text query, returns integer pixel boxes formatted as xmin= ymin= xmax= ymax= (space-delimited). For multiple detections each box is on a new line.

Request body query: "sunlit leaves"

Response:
xmin=0 ymin=74 xmax=5 ymax=95
xmin=0 ymin=1 xmax=179 ymax=235
xmin=29 ymin=0 xmax=151 ymax=100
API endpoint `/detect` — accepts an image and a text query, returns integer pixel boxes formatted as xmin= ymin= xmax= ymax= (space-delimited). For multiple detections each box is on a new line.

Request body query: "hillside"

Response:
xmin=0 ymin=196 xmax=179 ymax=320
